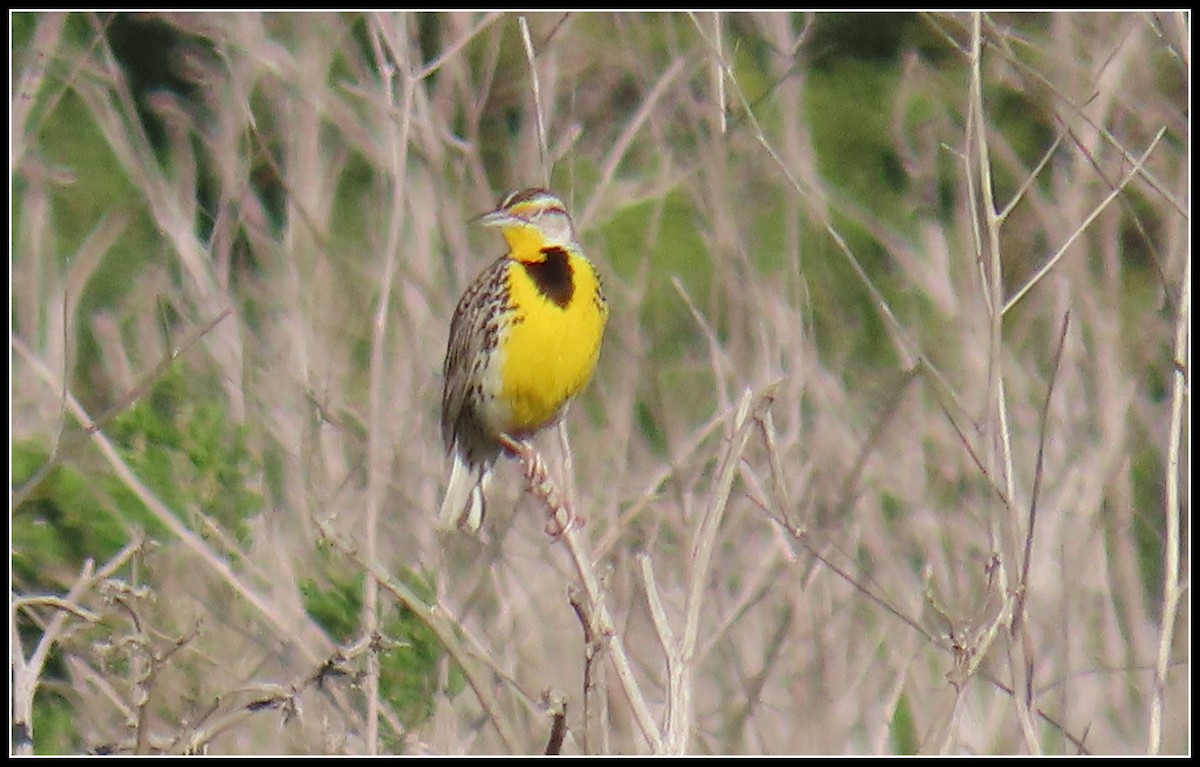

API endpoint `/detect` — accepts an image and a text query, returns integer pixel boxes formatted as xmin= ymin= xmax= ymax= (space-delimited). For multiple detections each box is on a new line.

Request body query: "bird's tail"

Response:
xmin=438 ymin=453 xmax=490 ymax=533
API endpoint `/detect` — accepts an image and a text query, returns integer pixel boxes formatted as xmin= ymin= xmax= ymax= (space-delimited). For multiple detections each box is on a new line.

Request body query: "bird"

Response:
xmin=439 ymin=188 xmax=608 ymax=532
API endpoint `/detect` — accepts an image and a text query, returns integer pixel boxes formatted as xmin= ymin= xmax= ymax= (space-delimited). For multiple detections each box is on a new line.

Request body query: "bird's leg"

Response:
xmin=498 ymin=433 xmax=581 ymax=538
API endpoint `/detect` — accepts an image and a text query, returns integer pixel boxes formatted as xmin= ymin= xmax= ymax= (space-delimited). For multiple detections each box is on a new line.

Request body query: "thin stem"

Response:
xmin=559 ymin=514 xmax=664 ymax=752
xmin=1003 ymin=127 xmax=1167 ymax=315
xmin=1148 ymin=255 xmax=1188 ymax=755
xmin=500 ymin=434 xmax=666 ymax=753
xmin=312 ymin=512 xmax=524 ymax=752
xmin=518 ymin=15 xmax=551 ymax=187
xmin=13 ymin=338 xmax=335 ymax=663
xmin=365 ymin=15 xmax=416 ymax=752
xmin=970 ymin=12 xmax=1038 ymax=753
xmin=673 ymin=388 xmax=758 ymax=753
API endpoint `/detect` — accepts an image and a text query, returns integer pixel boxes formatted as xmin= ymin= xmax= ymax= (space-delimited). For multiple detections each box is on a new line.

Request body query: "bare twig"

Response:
xmin=670 ymin=388 xmax=761 ymax=753
xmin=12 ymin=337 xmax=342 ymax=681
xmin=711 ymin=12 xmax=727 ymax=135
xmin=499 ymin=435 xmax=665 ymax=752
xmin=1002 ymin=127 xmax=1167 ymax=315
xmin=968 ymin=13 xmax=1037 ymax=753
xmin=766 ymin=490 xmax=1094 ymax=755
xmin=976 ymin=16 xmax=1187 ymax=221
xmin=11 ymin=595 xmax=102 ymax=623
xmin=11 ymin=536 xmax=144 ymax=756
xmin=594 ymin=399 xmax=734 ymax=561
xmin=1003 ymin=309 xmax=1070 ymax=750
xmin=12 ymin=305 xmax=232 ymax=509
xmin=414 ymin=12 xmax=502 ymax=81
xmin=579 ymin=56 xmax=686 ymax=228
xmin=171 ymin=647 xmax=369 ymax=754
xmin=1148 ymin=255 xmax=1188 ymax=755
xmin=311 ymin=512 xmax=523 ymax=753
xmin=686 ymin=11 xmax=968 ymax=391
xmin=11 ymin=12 xmax=68 ymax=165
xmin=1016 ymin=312 xmax=1071 ymax=630
xmin=362 ymin=14 xmax=419 ymax=753
xmin=542 ymin=690 xmax=568 ymax=754
xmin=569 ymin=585 xmax=608 ymax=754
xmin=518 ymin=15 xmax=551 ymax=187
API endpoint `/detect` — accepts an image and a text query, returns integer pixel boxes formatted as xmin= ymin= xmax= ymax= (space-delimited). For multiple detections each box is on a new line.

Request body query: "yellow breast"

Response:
xmin=496 ymin=250 xmax=607 ymax=435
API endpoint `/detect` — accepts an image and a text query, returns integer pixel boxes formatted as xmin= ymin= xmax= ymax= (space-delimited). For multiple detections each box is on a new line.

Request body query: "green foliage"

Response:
xmin=11 ymin=448 xmax=106 ymax=753
xmin=15 ymin=93 xmax=158 ymax=323
xmin=330 ymin=151 xmax=381 ymax=258
xmin=300 ymin=571 xmax=363 ymax=641
xmin=809 ymin=13 xmax=919 ymax=68
xmin=889 ymin=692 xmax=919 ymax=755
xmin=984 ymin=84 xmax=1057 ymax=205
xmin=104 ymin=14 xmax=211 ymax=149
xmin=300 ymin=566 xmax=463 ymax=734
xmin=12 ymin=442 xmax=132 ymax=588
xmin=807 ymin=58 xmax=907 ymax=225
xmin=635 ymin=398 xmax=669 ymax=457
xmin=802 ymin=57 xmax=910 ymax=376
xmin=105 ymin=366 xmax=263 ymax=547
xmin=13 ymin=360 xmax=264 ymax=753
xmin=599 ymin=189 xmax=720 ymax=446
xmin=880 ymin=492 xmax=904 ymax=527
xmin=12 ymin=365 xmax=262 ymax=592
xmin=29 ymin=689 xmax=80 ymax=755
xmin=1130 ymin=442 xmax=1167 ymax=616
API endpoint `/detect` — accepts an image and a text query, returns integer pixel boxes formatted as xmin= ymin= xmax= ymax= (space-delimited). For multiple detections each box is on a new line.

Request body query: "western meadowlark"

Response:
xmin=439 ymin=188 xmax=608 ymax=532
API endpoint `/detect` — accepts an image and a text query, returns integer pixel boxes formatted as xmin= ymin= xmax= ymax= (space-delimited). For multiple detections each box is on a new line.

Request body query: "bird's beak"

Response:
xmin=475 ymin=209 xmax=522 ymax=228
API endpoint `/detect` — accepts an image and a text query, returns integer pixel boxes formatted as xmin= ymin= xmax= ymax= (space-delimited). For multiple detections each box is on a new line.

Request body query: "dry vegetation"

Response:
xmin=10 ymin=11 xmax=1190 ymax=755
